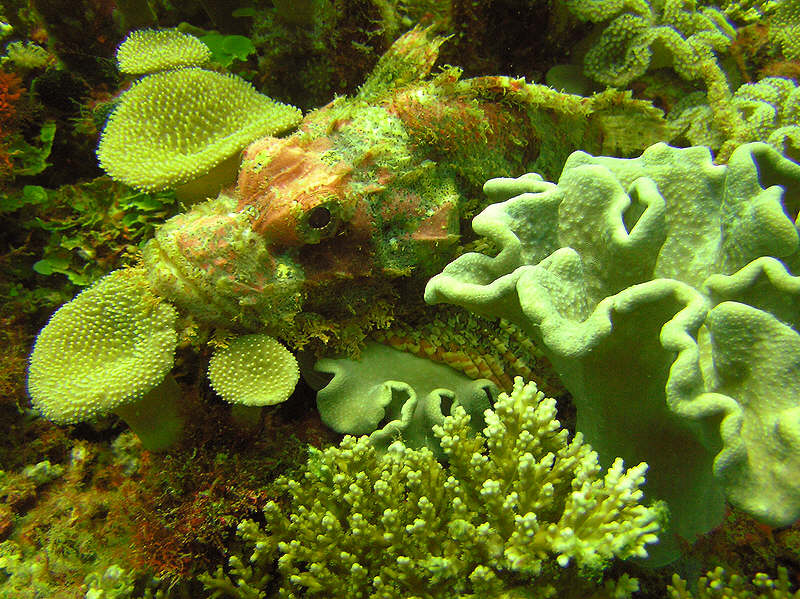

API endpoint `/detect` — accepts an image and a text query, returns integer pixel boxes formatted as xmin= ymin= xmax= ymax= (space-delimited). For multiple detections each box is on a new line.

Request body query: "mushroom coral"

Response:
xmin=115 ymin=28 xmax=211 ymax=75
xmin=27 ymin=268 xmax=182 ymax=451
xmin=208 ymin=333 xmax=299 ymax=407
xmin=96 ymin=67 xmax=301 ymax=193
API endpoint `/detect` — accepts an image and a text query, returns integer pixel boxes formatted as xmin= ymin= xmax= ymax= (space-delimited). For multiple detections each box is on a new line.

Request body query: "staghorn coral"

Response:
xmin=425 ymin=141 xmax=800 ymax=563
xmin=202 ymin=378 xmax=660 ymax=599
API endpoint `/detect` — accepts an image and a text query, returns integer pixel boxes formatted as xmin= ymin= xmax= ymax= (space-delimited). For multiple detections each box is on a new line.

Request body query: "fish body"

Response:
xmin=143 ymin=27 xmax=665 ymax=352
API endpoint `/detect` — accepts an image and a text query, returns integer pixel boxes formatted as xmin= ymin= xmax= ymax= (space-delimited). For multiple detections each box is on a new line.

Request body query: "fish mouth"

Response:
xmin=142 ymin=193 xmax=305 ymax=331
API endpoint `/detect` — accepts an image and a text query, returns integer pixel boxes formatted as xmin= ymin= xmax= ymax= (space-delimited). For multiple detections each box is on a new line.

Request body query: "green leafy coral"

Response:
xmin=669 ymin=76 xmax=800 ymax=160
xmin=425 ymin=141 xmax=800 ymax=563
xmin=769 ymin=0 xmax=800 ymax=60
xmin=202 ymin=379 xmax=661 ymax=599
xmin=563 ymin=0 xmax=736 ymax=87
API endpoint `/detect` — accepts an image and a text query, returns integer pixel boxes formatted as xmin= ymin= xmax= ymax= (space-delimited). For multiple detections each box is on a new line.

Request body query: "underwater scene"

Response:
xmin=2 ymin=0 xmax=800 ymax=597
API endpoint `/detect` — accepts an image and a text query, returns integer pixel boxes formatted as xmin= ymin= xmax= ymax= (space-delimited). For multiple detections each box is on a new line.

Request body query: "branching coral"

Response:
xmin=668 ymin=567 xmax=799 ymax=599
xmin=203 ymin=379 xmax=661 ymax=598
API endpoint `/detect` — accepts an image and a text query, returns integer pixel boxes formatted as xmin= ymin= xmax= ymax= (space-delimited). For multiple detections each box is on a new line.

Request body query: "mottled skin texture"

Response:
xmin=143 ymin=26 xmax=665 ymax=356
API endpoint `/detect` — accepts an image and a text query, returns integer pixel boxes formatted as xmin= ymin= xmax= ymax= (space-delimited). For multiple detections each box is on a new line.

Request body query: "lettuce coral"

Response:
xmin=312 ymin=341 xmax=498 ymax=456
xmin=564 ymin=0 xmax=736 ymax=87
xmin=425 ymin=141 xmax=800 ymax=562
xmin=203 ymin=379 xmax=660 ymax=598
xmin=669 ymin=77 xmax=800 ymax=160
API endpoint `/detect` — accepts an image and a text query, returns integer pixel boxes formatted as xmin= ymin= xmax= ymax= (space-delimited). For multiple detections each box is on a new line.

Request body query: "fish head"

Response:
xmin=236 ymin=135 xmax=358 ymax=247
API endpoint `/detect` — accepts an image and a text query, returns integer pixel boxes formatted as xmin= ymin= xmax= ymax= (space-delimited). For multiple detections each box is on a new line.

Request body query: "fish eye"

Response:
xmin=308 ymin=206 xmax=332 ymax=229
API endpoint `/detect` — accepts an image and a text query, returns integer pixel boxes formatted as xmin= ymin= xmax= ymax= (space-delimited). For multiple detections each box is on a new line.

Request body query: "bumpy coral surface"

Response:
xmin=137 ymin=26 xmax=667 ymax=352
xmin=204 ymin=379 xmax=660 ymax=598
xmin=116 ymin=28 xmax=211 ymax=74
xmin=426 ymin=141 xmax=800 ymax=562
xmin=565 ymin=0 xmax=736 ymax=87
xmin=97 ymin=68 xmax=301 ymax=192
xmin=27 ymin=267 xmax=178 ymax=424
xmin=208 ymin=334 xmax=299 ymax=406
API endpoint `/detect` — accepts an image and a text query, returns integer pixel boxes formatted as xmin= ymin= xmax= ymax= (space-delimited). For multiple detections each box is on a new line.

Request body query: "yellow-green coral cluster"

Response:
xmin=564 ymin=0 xmax=736 ymax=87
xmin=204 ymin=379 xmax=661 ymax=598
xmin=97 ymin=68 xmax=301 ymax=191
xmin=2 ymin=40 xmax=49 ymax=69
xmin=769 ymin=0 xmax=800 ymax=60
xmin=668 ymin=567 xmax=800 ymax=599
xmin=116 ymin=28 xmax=211 ymax=74
xmin=669 ymin=77 xmax=800 ymax=158
xmin=97 ymin=28 xmax=302 ymax=193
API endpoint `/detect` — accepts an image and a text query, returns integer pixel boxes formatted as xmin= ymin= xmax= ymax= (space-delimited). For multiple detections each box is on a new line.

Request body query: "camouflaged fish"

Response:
xmin=28 ymin=27 xmax=666 ymax=447
xmin=145 ymin=27 xmax=665 ymax=348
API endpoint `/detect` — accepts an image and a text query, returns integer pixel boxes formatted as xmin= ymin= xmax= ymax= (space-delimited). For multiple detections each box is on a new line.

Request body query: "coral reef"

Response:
xmin=669 ymin=76 xmax=800 ymax=160
xmin=668 ymin=567 xmax=799 ymax=599
xmin=563 ymin=0 xmax=736 ymax=87
xmin=208 ymin=334 xmax=299 ymax=407
xmin=2 ymin=1 xmax=799 ymax=595
xmin=312 ymin=340 xmax=498 ymax=456
xmin=30 ymin=25 xmax=669 ymax=450
xmin=27 ymin=268 xmax=182 ymax=450
xmin=115 ymin=29 xmax=212 ymax=74
xmin=202 ymin=379 xmax=661 ymax=598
